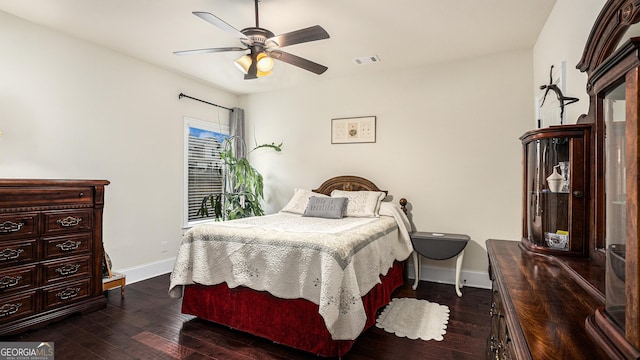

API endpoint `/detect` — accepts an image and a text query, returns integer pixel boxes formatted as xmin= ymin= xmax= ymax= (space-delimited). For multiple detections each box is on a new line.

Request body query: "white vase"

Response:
xmin=547 ymin=165 xmax=564 ymax=193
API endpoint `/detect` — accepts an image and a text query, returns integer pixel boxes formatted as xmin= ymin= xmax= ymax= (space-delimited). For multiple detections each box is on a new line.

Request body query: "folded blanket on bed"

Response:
xmin=168 ymin=202 xmax=412 ymax=340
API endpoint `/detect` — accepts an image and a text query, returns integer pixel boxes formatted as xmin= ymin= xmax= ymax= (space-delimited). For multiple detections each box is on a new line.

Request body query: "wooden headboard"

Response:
xmin=312 ymin=175 xmax=386 ymax=195
xmin=312 ymin=175 xmax=407 ymax=214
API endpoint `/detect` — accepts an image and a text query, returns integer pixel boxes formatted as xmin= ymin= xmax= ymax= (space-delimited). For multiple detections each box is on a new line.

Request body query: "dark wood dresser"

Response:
xmin=0 ymin=179 xmax=109 ymax=335
xmin=486 ymin=239 xmax=610 ymax=359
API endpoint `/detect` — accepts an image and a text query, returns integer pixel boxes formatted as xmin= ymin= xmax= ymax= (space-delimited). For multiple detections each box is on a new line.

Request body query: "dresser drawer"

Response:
xmin=0 ymin=187 xmax=93 ymax=208
xmin=43 ymin=209 xmax=93 ymax=234
xmin=0 ymin=240 xmax=37 ymax=267
xmin=43 ymin=279 xmax=89 ymax=310
xmin=0 ymin=291 xmax=37 ymax=324
xmin=42 ymin=233 xmax=91 ymax=260
xmin=0 ymin=213 xmax=38 ymax=241
xmin=0 ymin=265 xmax=37 ymax=295
xmin=41 ymin=256 xmax=91 ymax=285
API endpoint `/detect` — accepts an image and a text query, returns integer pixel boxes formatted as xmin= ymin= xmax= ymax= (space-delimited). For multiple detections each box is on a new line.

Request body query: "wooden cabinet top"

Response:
xmin=0 ymin=180 xmax=109 ymax=210
xmin=0 ymin=179 xmax=110 ymax=187
xmin=487 ymin=239 xmax=610 ymax=359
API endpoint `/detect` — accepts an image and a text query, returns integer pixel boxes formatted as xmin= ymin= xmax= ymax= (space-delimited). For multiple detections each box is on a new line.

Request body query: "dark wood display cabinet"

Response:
xmin=583 ymin=36 xmax=640 ymax=360
xmin=520 ymin=124 xmax=591 ymax=257
xmin=486 ymin=1 xmax=640 ymax=358
xmin=0 ymin=179 xmax=109 ymax=335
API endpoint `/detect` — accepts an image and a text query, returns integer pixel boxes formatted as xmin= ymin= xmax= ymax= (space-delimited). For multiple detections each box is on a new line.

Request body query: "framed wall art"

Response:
xmin=331 ymin=116 xmax=376 ymax=144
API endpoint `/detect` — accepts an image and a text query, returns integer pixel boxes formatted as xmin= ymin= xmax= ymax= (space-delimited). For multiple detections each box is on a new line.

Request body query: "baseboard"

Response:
xmin=409 ymin=262 xmax=492 ymax=290
xmin=114 ymin=257 xmax=175 ymax=285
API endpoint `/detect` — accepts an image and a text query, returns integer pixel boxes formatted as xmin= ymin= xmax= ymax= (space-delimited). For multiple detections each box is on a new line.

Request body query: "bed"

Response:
xmin=168 ymin=175 xmax=413 ymax=357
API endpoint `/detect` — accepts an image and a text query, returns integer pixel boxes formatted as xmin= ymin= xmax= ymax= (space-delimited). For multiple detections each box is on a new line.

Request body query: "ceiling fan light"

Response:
xmin=256 ymin=52 xmax=274 ymax=72
xmin=234 ymin=55 xmax=252 ymax=74
xmin=257 ymin=69 xmax=272 ymax=78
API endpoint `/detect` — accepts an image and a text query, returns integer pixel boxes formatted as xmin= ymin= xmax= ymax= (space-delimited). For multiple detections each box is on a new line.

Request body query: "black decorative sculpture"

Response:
xmin=539 ymin=65 xmax=579 ymax=125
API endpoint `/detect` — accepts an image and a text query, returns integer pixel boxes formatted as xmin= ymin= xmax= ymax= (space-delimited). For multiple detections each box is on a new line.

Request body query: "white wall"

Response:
xmin=241 ymin=49 xmax=534 ymax=278
xmin=0 ymin=11 xmax=238 ymax=281
xmin=0 ymin=1 xmax=611 ymax=286
xmin=533 ymin=0 xmax=606 ymax=125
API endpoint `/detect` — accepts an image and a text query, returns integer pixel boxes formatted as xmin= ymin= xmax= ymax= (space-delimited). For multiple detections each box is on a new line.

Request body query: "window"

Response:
xmin=184 ymin=118 xmax=229 ymax=227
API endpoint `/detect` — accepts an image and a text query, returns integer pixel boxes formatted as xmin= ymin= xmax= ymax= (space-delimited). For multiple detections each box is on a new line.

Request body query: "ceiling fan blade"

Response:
xmin=173 ymin=47 xmax=247 ymax=56
xmin=269 ymin=25 xmax=330 ymax=48
xmin=269 ymin=50 xmax=328 ymax=74
xmin=192 ymin=11 xmax=250 ymax=42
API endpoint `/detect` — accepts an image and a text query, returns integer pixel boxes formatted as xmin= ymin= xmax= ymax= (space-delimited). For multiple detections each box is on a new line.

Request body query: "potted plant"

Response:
xmin=197 ymin=137 xmax=282 ymax=220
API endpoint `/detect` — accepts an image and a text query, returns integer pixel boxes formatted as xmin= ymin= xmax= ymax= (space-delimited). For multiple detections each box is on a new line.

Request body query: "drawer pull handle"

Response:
xmin=56 ymin=216 xmax=82 ymax=227
xmin=55 ymin=264 xmax=81 ymax=276
xmin=78 ymin=192 xmax=84 ymax=198
xmin=0 ymin=248 xmax=24 ymax=261
xmin=0 ymin=275 xmax=22 ymax=290
xmin=0 ymin=221 xmax=24 ymax=233
xmin=489 ymin=302 xmax=498 ymax=317
xmin=56 ymin=240 xmax=81 ymax=252
xmin=56 ymin=287 xmax=80 ymax=300
xmin=0 ymin=303 xmax=22 ymax=317
xmin=488 ymin=335 xmax=498 ymax=354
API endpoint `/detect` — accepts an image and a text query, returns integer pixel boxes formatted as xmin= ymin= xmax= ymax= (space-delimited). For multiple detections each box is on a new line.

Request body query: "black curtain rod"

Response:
xmin=178 ymin=93 xmax=233 ymax=112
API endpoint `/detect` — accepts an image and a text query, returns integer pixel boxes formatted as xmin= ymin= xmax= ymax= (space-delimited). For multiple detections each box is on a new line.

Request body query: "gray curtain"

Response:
xmin=229 ymin=107 xmax=245 ymax=158
xmin=226 ymin=107 xmax=246 ymax=203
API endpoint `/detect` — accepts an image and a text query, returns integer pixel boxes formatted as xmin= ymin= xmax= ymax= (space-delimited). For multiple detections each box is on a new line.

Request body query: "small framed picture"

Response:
xmin=331 ymin=116 xmax=376 ymax=144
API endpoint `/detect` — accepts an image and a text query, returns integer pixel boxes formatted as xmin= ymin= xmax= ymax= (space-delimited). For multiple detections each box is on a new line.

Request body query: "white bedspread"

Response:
xmin=168 ymin=202 xmax=413 ymax=340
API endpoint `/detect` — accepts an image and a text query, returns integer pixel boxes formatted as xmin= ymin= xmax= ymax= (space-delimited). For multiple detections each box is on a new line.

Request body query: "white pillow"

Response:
xmin=281 ymin=188 xmax=328 ymax=214
xmin=330 ymin=190 xmax=386 ymax=217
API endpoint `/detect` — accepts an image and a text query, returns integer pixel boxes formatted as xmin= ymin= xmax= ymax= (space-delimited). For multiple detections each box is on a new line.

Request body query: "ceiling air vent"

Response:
xmin=353 ymin=55 xmax=381 ymax=65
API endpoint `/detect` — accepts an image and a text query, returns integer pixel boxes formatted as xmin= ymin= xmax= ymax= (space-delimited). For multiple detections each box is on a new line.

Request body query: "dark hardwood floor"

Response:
xmin=3 ymin=274 xmax=491 ymax=359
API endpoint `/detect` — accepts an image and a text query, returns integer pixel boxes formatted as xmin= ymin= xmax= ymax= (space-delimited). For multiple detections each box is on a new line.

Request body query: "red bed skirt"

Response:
xmin=181 ymin=261 xmax=404 ymax=357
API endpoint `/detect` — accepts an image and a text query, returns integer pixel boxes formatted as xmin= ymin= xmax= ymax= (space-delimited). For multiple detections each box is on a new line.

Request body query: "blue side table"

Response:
xmin=410 ymin=231 xmax=470 ymax=297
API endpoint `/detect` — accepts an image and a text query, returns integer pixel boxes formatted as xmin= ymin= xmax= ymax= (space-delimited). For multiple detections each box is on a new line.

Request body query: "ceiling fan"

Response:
xmin=174 ymin=0 xmax=330 ymax=80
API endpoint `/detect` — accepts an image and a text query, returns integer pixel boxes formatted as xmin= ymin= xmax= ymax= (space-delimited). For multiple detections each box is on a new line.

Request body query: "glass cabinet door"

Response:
xmin=603 ymin=81 xmax=626 ymax=330
xmin=521 ymin=125 xmax=590 ymax=256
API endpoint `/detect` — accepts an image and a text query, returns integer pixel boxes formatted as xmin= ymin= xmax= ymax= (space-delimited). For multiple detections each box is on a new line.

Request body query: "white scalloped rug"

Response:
xmin=375 ymin=298 xmax=450 ymax=341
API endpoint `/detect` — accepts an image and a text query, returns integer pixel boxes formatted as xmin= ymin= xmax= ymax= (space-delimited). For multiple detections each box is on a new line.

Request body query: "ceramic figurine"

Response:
xmin=547 ymin=165 xmax=564 ymax=193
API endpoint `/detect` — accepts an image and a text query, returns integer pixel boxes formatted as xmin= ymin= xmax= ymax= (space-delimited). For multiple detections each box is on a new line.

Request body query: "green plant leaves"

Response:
xmin=251 ymin=142 xmax=283 ymax=153
xmin=197 ymin=138 xmax=281 ymax=221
